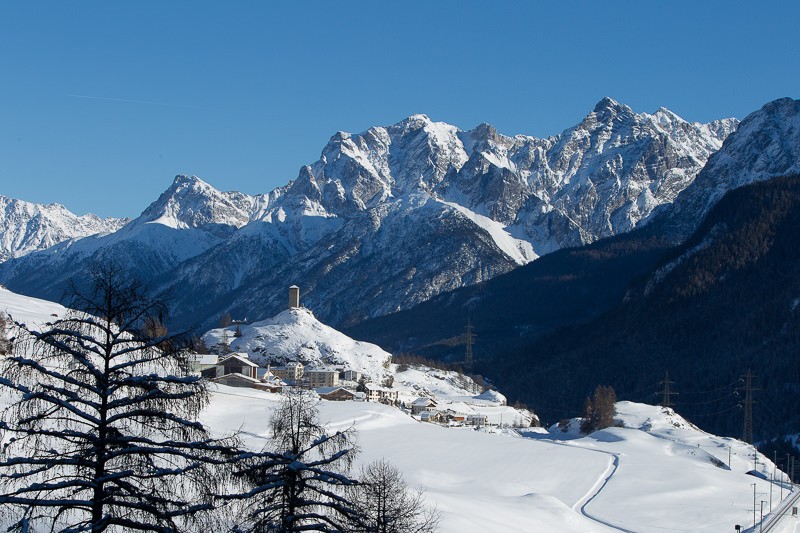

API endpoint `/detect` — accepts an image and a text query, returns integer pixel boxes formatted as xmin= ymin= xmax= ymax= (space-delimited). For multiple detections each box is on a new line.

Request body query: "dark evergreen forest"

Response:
xmin=350 ymin=176 xmax=800 ymax=443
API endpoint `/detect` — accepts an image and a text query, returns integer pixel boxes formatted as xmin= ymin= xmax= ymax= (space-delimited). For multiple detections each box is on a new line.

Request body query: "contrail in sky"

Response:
xmin=67 ymin=94 xmax=222 ymax=111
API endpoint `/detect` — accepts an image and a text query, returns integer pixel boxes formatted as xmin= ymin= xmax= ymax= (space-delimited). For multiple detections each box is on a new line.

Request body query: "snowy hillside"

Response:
xmin=203 ymin=307 xmax=394 ymax=383
xmin=0 ymin=285 xmax=66 ymax=326
xmin=201 ymin=305 xmax=533 ymax=425
xmin=0 ymin=195 xmax=127 ymax=263
xmin=1 ymin=287 xmax=797 ymax=532
xmin=0 ymin=98 xmax=740 ymax=330
xmin=204 ymin=388 xmax=798 ymax=532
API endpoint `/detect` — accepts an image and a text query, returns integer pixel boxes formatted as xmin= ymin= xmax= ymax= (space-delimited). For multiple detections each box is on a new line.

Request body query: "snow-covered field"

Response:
xmin=204 ymin=385 xmax=798 ymax=533
xmin=0 ymin=285 xmax=66 ymax=326
xmin=3 ymin=288 xmax=799 ymax=532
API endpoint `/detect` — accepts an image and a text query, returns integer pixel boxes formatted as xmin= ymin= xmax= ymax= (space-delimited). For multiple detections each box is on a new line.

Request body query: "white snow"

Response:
xmin=441 ymin=200 xmax=537 ymax=265
xmin=203 ymin=307 xmax=394 ymax=382
xmin=1 ymin=289 xmax=797 ymax=532
xmin=0 ymin=285 xmax=66 ymax=326
xmin=202 ymin=388 xmax=797 ymax=532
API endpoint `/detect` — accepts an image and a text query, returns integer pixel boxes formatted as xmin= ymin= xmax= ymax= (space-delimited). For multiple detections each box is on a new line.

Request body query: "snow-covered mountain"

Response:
xmin=0 ymin=98 xmax=739 ymax=329
xmin=653 ymin=97 xmax=800 ymax=239
xmin=0 ymin=196 xmax=128 ymax=263
xmin=0 ymin=176 xmax=267 ymax=300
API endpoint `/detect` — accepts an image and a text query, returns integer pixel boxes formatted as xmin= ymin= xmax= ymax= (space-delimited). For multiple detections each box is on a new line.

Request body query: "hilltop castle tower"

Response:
xmin=289 ymin=285 xmax=300 ymax=309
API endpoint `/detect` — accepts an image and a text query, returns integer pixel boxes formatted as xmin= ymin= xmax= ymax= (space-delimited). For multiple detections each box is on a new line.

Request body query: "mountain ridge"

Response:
xmin=0 ymin=97 xmax=740 ymax=330
xmin=0 ymin=195 xmax=129 ymax=263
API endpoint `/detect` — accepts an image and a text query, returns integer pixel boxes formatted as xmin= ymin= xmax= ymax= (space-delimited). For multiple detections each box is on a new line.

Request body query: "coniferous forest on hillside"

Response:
xmin=350 ymin=175 xmax=800 ymax=442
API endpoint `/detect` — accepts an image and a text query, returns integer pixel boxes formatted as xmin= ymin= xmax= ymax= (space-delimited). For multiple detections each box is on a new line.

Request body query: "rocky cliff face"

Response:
xmin=0 ymin=98 xmax=742 ymax=329
xmin=653 ymin=97 xmax=800 ymax=240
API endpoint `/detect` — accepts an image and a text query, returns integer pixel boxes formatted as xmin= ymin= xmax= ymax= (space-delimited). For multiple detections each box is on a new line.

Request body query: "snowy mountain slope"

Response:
xmin=0 ymin=99 xmax=738 ymax=329
xmin=653 ymin=97 xmax=800 ymax=240
xmin=203 ymin=388 xmax=795 ymax=532
xmin=0 ymin=195 xmax=127 ymax=263
xmin=0 ymin=285 xmax=66 ymax=326
xmin=220 ymin=191 xmax=533 ymax=329
xmin=0 ymin=176 xmax=264 ymax=303
xmin=203 ymin=307 xmax=394 ymax=383
xmin=1 ymin=288 xmax=795 ymax=532
xmin=201 ymin=305 xmax=533 ymax=426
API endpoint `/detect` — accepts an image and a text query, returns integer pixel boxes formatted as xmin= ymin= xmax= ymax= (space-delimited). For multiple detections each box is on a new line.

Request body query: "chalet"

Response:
xmin=420 ymin=411 xmax=443 ymax=423
xmin=214 ymin=372 xmax=261 ymax=388
xmin=316 ymin=387 xmax=357 ymax=401
xmin=466 ymin=414 xmax=489 ymax=427
xmin=201 ymin=353 xmax=259 ymax=382
xmin=411 ymin=397 xmax=437 ymax=415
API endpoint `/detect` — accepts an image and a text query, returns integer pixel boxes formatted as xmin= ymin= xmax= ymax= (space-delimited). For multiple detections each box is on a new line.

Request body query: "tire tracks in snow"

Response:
xmin=544 ymin=438 xmax=633 ymax=533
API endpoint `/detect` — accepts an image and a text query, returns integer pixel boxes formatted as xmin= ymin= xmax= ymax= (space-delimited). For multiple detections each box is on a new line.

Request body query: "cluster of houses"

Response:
xmin=411 ymin=397 xmax=489 ymax=427
xmin=191 ymin=351 xmax=402 ymax=404
xmin=190 ymin=352 xmax=373 ymax=401
xmin=192 ymin=288 xmax=496 ymax=427
xmin=191 ymin=352 xmax=497 ymax=427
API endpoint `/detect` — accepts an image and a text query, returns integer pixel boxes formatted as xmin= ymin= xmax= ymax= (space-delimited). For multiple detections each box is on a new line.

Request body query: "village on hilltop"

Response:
xmin=191 ymin=286 xmax=535 ymax=429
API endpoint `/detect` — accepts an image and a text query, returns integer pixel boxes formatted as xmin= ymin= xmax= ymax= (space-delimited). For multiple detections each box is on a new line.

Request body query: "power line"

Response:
xmin=660 ymin=370 xmax=677 ymax=409
xmin=676 ymin=378 xmax=742 ymax=395
xmin=464 ymin=319 xmax=475 ymax=372
xmin=739 ymin=369 xmax=759 ymax=444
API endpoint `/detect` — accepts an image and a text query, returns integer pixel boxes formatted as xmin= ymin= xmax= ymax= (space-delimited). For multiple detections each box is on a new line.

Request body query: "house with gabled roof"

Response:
xmin=411 ymin=397 xmax=437 ymax=415
xmin=200 ymin=352 xmax=260 ymax=387
xmin=420 ymin=411 xmax=443 ymax=423
xmin=316 ymin=386 xmax=358 ymax=401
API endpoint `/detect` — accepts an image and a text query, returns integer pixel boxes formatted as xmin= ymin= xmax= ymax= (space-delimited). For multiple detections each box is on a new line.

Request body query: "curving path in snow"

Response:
xmin=574 ymin=452 xmax=629 ymax=531
xmin=559 ymin=443 xmax=631 ymax=532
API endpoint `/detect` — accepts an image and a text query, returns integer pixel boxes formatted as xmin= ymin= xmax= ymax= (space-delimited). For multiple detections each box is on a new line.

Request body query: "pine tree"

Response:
xmin=0 ymin=263 xmax=238 ymax=532
xmin=580 ymin=385 xmax=617 ymax=433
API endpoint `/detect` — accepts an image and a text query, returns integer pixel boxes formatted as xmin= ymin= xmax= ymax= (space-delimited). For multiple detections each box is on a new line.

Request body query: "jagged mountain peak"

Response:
xmin=1 ymin=98 xmax=752 ymax=331
xmin=136 ymin=174 xmax=256 ymax=230
xmin=658 ymin=97 xmax=800 ymax=238
xmin=591 ymin=96 xmax=632 ymax=117
xmin=759 ymin=96 xmax=799 ymax=115
xmin=398 ymin=113 xmax=432 ymax=126
xmin=0 ymin=195 xmax=128 ymax=262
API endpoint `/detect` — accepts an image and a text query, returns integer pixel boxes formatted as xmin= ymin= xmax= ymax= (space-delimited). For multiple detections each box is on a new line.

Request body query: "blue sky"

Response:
xmin=1 ymin=1 xmax=798 ymax=218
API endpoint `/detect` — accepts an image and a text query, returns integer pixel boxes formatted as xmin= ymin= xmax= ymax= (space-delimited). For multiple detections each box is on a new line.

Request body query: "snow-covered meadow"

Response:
xmin=203 ymin=385 xmax=798 ymax=532
xmin=2 ymin=287 xmax=798 ymax=532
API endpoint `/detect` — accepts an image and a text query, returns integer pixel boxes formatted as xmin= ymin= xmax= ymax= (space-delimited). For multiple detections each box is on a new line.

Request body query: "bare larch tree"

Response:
xmin=0 ymin=263 xmax=238 ymax=532
xmin=229 ymin=388 xmax=362 ymax=532
xmin=348 ymin=459 xmax=439 ymax=533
